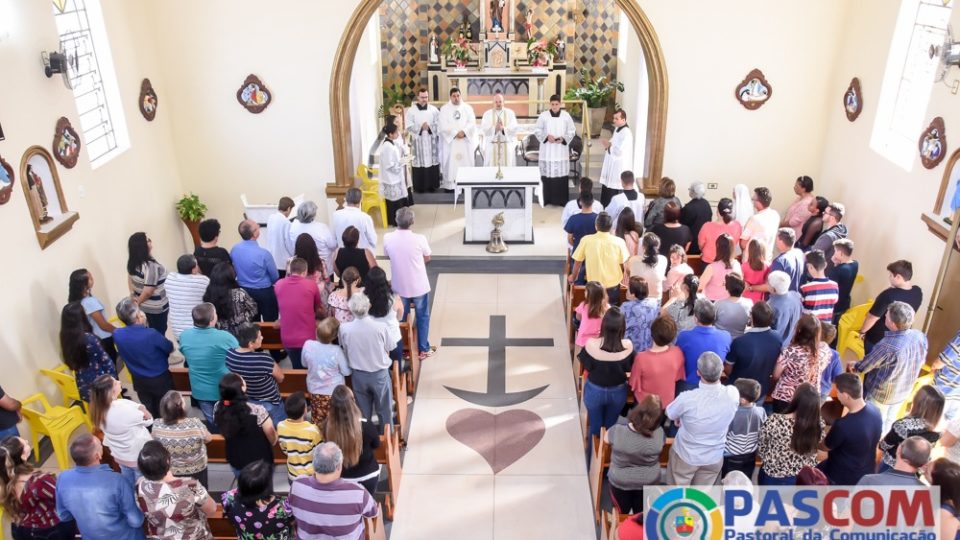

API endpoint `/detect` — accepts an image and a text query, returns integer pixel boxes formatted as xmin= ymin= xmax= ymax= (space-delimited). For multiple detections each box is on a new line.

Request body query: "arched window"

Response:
xmin=52 ymin=0 xmax=129 ymax=168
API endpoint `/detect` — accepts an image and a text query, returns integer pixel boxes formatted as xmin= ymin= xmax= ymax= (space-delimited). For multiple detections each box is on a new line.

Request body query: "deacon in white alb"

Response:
xmin=378 ymin=124 xmax=410 ymax=227
xmin=439 ymin=87 xmax=477 ymax=191
xmin=406 ymin=88 xmax=441 ymax=192
xmin=480 ymin=93 xmax=519 ymax=167
xmin=534 ymin=94 xmax=576 ymax=206
xmin=598 ymin=108 xmax=634 ymax=207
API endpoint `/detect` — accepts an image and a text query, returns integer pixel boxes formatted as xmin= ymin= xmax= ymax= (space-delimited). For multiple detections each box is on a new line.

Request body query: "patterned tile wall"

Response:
xmin=379 ymin=0 xmax=618 ymax=98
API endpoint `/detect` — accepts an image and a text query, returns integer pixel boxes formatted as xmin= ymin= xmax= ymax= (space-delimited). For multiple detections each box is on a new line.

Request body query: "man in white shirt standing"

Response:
xmin=406 ymin=88 xmax=442 ymax=193
xmin=665 ymin=351 xmax=740 ymax=486
xmin=480 ymin=93 xmax=519 ymax=167
xmin=604 ymin=171 xmax=645 ymax=228
xmin=164 ymin=254 xmax=210 ymax=340
xmin=598 ymin=109 xmax=634 ymax=207
xmin=739 ymin=187 xmax=781 ymax=262
xmin=332 ymin=187 xmax=378 ymax=250
xmin=265 ymin=196 xmax=295 ymax=277
xmin=438 ymin=87 xmax=477 ymax=192
xmin=534 ymin=95 xmax=577 ymax=207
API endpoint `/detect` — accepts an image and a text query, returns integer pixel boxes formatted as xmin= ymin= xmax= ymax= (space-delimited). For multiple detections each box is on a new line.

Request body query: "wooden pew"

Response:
xmin=206 ymin=504 xmax=387 ymax=540
xmin=256 ymin=322 xmax=284 ymax=351
xmin=372 ymin=424 xmax=403 ymax=520
xmin=206 ymin=434 xmax=287 ymax=465
xmin=588 ymin=427 xmax=610 ymax=523
xmin=170 ymin=367 xmax=310 ymax=398
xmin=399 ymin=315 xmax=420 ymax=395
xmin=392 ymin=361 xmax=410 ymax=443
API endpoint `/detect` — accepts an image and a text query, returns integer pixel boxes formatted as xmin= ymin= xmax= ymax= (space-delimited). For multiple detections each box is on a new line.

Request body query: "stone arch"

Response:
xmin=326 ymin=0 xmax=668 ymax=201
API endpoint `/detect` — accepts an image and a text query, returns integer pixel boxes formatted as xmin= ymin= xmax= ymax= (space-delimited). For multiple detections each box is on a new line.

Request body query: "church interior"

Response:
xmin=3 ymin=0 xmax=960 ymax=538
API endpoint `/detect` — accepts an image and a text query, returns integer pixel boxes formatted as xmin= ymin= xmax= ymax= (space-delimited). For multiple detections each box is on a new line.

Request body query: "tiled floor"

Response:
xmin=389 ymin=274 xmax=595 ymax=540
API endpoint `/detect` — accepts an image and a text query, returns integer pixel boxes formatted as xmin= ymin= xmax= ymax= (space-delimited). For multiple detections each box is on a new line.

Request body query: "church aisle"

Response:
xmin=389 ymin=274 xmax=595 ymax=540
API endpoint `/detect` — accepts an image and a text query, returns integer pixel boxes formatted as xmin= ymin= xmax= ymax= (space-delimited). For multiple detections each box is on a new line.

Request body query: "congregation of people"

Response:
xmin=0 ymin=192 xmax=435 ymax=539
xmin=563 ymin=172 xmax=960 ymax=539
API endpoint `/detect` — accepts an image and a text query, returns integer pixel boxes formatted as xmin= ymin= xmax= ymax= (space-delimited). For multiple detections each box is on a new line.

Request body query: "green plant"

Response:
xmin=442 ymin=36 xmax=471 ymax=62
xmin=377 ymin=84 xmax=411 ymax=118
xmin=563 ymin=68 xmax=625 ymax=109
xmin=175 ymin=193 xmax=207 ymax=222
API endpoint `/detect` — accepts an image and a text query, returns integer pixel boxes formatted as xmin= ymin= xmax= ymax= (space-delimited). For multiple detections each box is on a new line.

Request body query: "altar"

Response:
xmin=456 ymin=166 xmax=542 ymax=244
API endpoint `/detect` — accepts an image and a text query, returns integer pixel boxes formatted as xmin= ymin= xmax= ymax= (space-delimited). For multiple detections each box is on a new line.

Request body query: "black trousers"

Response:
xmin=287 ymin=348 xmax=304 ymax=370
xmin=771 ymin=399 xmax=790 ymax=414
xmin=177 ymin=468 xmax=209 ymax=489
xmin=610 ymin=485 xmax=645 ymax=515
xmin=722 ymin=452 xmax=757 ymax=480
xmin=606 ymin=285 xmax=622 ymax=307
xmin=132 ymin=371 xmax=173 ymax=420
xmin=541 ymin=176 xmax=570 ymax=207
xmin=100 ymin=336 xmax=119 ymax=363
xmin=412 ymin=165 xmax=440 ymax=192
xmin=244 ymin=286 xmax=279 ymax=322
xmin=385 ymin=197 xmax=409 ymax=227
xmin=11 ymin=521 xmax=76 ymax=540
xmin=601 ymin=185 xmax=622 ymax=207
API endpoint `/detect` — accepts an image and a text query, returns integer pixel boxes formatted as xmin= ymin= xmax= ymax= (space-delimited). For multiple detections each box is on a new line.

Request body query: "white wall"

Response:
xmin=350 ymin=12 xmax=385 ymax=168
xmin=0 ymin=0 xmax=185 ymax=400
xmin=616 ymin=12 xmax=648 ymax=172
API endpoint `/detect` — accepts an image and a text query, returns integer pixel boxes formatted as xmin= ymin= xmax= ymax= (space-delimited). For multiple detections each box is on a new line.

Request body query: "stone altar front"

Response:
xmin=455 ymin=166 xmax=542 ymax=244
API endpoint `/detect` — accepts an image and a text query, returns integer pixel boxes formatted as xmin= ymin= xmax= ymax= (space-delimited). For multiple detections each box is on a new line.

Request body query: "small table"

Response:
xmin=455 ymin=166 xmax=542 ymax=244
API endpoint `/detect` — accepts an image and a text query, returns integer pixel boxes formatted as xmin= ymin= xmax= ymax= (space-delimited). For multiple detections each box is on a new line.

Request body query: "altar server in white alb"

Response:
xmin=379 ymin=124 xmax=410 ymax=226
xmin=599 ymin=108 xmax=634 ymax=207
xmin=480 ymin=93 xmax=519 ymax=167
xmin=406 ymin=88 xmax=441 ymax=192
xmin=535 ymin=94 xmax=576 ymax=206
xmin=439 ymin=87 xmax=477 ymax=191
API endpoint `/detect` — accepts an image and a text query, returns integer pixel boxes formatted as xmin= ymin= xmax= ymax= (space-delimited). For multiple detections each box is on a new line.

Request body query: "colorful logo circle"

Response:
xmin=646 ymin=488 xmax=723 ymax=540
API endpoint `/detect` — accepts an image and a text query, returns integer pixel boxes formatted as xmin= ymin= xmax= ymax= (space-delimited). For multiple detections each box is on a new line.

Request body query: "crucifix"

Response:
xmin=442 ymin=315 xmax=553 ymax=406
xmin=491 ymin=109 xmax=507 ymax=178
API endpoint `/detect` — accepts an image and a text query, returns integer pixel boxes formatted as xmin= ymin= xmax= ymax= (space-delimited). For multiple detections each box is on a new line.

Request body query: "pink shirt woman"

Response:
xmin=783 ymin=176 xmax=815 ymax=238
xmin=741 ymin=238 xmax=770 ymax=303
xmin=575 ymin=302 xmax=604 ymax=347
xmin=700 ymin=260 xmax=742 ymax=301
xmin=698 ymin=197 xmax=741 ymax=264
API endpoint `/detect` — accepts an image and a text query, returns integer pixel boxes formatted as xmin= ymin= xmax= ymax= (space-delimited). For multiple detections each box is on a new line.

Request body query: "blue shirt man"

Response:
xmin=56 ymin=434 xmax=144 ymax=540
xmin=231 ymin=219 xmax=280 ymax=321
xmin=113 ymin=325 xmax=173 ymax=379
xmin=675 ymin=299 xmax=731 ymax=389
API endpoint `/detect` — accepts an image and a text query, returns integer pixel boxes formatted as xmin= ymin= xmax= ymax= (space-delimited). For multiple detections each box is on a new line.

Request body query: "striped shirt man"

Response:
xmin=289 ymin=476 xmax=378 ymax=540
xmin=164 ymin=272 xmax=209 ymax=338
xmin=799 ymin=277 xmax=839 ymax=321
xmin=225 ymin=349 xmax=281 ymax=403
xmin=853 ymin=328 xmax=928 ymax=405
xmin=724 ymin=404 xmax=767 ymax=457
xmin=935 ymin=330 xmax=960 ymax=399
xmin=278 ymin=419 xmax=322 ymax=481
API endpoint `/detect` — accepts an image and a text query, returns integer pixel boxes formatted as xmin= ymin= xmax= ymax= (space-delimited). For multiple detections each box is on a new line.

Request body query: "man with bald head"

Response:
xmin=231 ymin=219 xmax=280 ymax=321
xmin=480 ymin=92 xmax=519 ymax=167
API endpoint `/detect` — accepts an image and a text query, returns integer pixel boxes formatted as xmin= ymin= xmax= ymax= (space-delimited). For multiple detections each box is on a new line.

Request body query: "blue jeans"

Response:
xmin=401 ymin=294 xmax=431 ymax=353
xmin=251 ymin=400 xmax=287 ymax=427
xmin=198 ymin=400 xmax=217 ymax=431
xmin=0 ymin=424 xmax=20 ymax=441
xmin=244 ymin=286 xmax=279 ymax=322
xmin=119 ymin=464 xmax=141 ymax=489
xmin=582 ymin=380 xmax=628 ymax=438
xmin=759 ymin=469 xmax=796 ymax=485
xmin=351 ymin=369 xmax=394 ymax=434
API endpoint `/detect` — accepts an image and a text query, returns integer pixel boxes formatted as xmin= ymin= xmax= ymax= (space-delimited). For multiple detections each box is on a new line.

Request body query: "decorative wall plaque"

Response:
xmin=139 ymin=78 xmax=158 ymax=121
xmin=20 ymin=145 xmax=79 ymax=249
xmin=236 ymin=74 xmax=272 ymax=114
xmin=920 ymin=116 xmax=947 ymax=170
xmin=52 ymin=117 xmax=81 ymax=169
xmin=0 ymin=154 xmax=13 ymax=205
xmin=844 ymin=77 xmax=863 ymax=122
xmin=735 ymin=68 xmax=772 ymax=110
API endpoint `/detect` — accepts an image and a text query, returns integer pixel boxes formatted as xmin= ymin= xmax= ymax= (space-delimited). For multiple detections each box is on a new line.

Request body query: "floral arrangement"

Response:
xmin=564 ymin=68 xmax=624 ymax=108
xmin=442 ymin=37 xmax=472 ymax=67
xmin=526 ymin=38 xmax=557 ymax=68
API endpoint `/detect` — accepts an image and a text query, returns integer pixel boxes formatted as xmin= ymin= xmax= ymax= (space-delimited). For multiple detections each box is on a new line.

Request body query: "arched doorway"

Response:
xmin=325 ymin=0 xmax=668 ymax=202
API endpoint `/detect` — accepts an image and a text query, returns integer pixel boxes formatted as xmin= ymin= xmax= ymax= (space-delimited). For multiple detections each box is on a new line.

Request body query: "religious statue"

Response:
xmin=554 ymin=37 xmax=566 ymax=62
xmin=490 ymin=0 xmax=505 ymax=33
xmin=26 ymin=164 xmax=52 ymax=224
xmin=429 ymin=34 xmax=440 ymax=64
xmin=524 ymin=10 xmax=534 ymax=39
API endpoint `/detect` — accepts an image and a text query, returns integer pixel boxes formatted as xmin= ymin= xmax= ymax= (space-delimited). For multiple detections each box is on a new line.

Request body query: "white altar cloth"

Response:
xmin=455 ymin=167 xmax=542 ymax=243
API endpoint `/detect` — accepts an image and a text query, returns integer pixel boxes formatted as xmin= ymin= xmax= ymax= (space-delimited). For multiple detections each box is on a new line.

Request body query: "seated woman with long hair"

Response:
xmin=624 ymin=233 xmax=667 ymax=299
xmin=771 ymin=315 xmax=830 ymax=413
xmin=757 ymin=382 xmax=824 ymax=485
xmin=579 ymin=308 xmax=635 ymax=438
xmin=327 ymin=267 xmax=363 ymax=324
xmin=222 ymin=460 xmax=296 ymax=540
xmin=203 ymin=262 xmax=257 ymax=338
xmin=324 ymin=385 xmax=381 ymax=495
xmin=0 ymin=436 xmax=74 ymax=539
xmin=880 ymin=384 xmax=944 ymax=472
xmin=604 ymin=395 xmax=665 ymax=515
xmin=615 ymin=207 xmax=642 ymax=257
xmin=214 ymin=373 xmax=278 ymax=476
xmin=698 ymin=233 xmax=742 ymax=301
xmin=89 ymin=374 xmax=153 ymax=487
xmin=59 ymin=301 xmax=117 ymax=402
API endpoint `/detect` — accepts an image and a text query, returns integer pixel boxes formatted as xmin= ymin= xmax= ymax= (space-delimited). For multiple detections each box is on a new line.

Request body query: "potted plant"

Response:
xmin=377 ymin=84 xmax=411 ymax=121
xmin=564 ymin=69 xmax=625 ymax=138
xmin=442 ymin=36 xmax=471 ymax=69
xmin=175 ymin=193 xmax=207 ymax=248
xmin=526 ymin=38 xmax=557 ymax=70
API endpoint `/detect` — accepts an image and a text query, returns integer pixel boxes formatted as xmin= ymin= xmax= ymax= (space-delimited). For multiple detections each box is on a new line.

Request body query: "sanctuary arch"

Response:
xmin=325 ymin=0 xmax=668 ymax=203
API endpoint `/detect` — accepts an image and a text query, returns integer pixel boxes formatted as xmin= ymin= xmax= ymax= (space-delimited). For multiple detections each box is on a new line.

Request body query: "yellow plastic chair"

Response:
xmin=357 ymin=163 xmax=387 ymax=227
xmin=19 ymin=393 xmax=90 ymax=470
xmin=39 ymin=365 xmax=93 ymax=428
xmin=837 ymin=299 xmax=874 ymax=361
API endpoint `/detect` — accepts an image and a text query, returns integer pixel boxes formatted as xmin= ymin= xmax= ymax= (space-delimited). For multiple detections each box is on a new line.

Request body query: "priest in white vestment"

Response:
xmin=406 ymin=88 xmax=441 ymax=192
xmin=598 ymin=109 xmax=634 ymax=207
xmin=480 ymin=93 xmax=519 ymax=167
xmin=379 ymin=124 xmax=409 ymax=226
xmin=439 ymin=87 xmax=477 ymax=191
xmin=534 ymin=95 xmax=576 ymax=207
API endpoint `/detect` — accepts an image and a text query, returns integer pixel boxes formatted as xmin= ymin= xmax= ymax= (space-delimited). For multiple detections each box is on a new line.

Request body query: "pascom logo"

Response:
xmin=646 ymin=487 xmax=723 ymax=540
